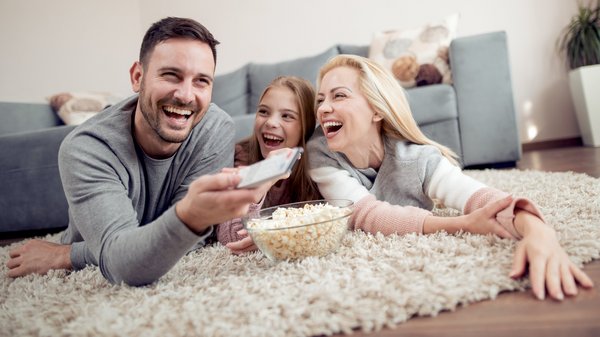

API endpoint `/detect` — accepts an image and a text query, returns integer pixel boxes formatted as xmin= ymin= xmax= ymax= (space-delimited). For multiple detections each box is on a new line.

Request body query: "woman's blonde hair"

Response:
xmin=317 ymin=55 xmax=458 ymax=165
xmin=244 ymin=76 xmax=321 ymax=203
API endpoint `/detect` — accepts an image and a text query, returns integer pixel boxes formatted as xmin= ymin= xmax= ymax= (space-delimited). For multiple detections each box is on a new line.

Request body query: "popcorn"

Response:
xmin=246 ymin=202 xmax=352 ymax=261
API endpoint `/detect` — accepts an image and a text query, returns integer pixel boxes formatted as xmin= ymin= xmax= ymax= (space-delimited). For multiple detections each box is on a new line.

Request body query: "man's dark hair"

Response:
xmin=139 ymin=17 xmax=219 ymax=67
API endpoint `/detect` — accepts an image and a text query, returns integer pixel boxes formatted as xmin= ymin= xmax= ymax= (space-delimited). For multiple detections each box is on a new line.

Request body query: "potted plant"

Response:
xmin=557 ymin=0 xmax=600 ymax=146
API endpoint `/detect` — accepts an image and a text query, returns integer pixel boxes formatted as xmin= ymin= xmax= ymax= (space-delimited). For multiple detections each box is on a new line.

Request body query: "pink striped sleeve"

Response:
xmin=350 ymin=194 xmax=432 ymax=235
xmin=464 ymin=187 xmax=545 ymax=239
xmin=216 ymin=202 xmax=263 ymax=246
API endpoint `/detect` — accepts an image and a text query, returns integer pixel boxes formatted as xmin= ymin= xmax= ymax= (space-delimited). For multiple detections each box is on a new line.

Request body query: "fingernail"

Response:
xmin=537 ymin=291 xmax=545 ymax=300
xmin=556 ymin=292 xmax=564 ymax=301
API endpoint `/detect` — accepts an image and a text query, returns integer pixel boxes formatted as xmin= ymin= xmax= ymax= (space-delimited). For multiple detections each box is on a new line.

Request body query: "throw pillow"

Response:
xmin=369 ymin=14 xmax=459 ymax=88
xmin=48 ymin=92 xmax=119 ymax=125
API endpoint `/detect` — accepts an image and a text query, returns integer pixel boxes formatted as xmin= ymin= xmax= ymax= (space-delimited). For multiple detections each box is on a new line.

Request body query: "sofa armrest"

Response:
xmin=0 ymin=125 xmax=75 ymax=233
xmin=450 ymin=31 xmax=521 ymax=167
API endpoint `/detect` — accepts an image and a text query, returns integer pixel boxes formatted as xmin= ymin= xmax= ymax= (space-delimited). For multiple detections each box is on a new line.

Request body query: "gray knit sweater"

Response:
xmin=307 ymin=127 xmax=442 ymax=210
xmin=59 ymin=95 xmax=234 ymax=285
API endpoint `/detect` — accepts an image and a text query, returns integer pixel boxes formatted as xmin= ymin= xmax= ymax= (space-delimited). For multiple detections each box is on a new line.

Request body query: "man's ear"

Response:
xmin=130 ymin=61 xmax=143 ymax=93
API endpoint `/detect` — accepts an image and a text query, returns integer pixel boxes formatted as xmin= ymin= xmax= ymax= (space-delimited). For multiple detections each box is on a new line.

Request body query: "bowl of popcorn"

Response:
xmin=243 ymin=199 xmax=353 ymax=261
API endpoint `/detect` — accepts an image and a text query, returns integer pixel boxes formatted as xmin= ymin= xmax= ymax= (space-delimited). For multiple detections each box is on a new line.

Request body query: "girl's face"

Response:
xmin=315 ymin=66 xmax=381 ymax=154
xmin=254 ymin=86 xmax=303 ymax=158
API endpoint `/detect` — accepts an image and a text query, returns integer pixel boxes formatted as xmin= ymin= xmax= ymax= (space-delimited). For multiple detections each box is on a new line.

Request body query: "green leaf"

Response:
xmin=557 ymin=0 xmax=600 ymax=69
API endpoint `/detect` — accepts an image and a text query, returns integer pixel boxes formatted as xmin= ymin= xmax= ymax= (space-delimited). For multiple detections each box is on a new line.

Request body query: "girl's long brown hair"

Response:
xmin=242 ymin=76 xmax=321 ymax=203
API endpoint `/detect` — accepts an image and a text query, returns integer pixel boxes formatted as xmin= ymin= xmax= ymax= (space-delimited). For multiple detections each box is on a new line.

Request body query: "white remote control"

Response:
xmin=236 ymin=147 xmax=303 ymax=189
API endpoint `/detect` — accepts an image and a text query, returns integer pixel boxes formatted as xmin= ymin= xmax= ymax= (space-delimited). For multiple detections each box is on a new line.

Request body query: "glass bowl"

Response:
xmin=242 ymin=199 xmax=353 ymax=261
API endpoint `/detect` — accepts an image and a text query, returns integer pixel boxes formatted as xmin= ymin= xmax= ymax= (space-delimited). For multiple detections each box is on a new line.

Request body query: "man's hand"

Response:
xmin=6 ymin=239 xmax=72 ymax=277
xmin=175 ymin=172 xmax=274 ymax=234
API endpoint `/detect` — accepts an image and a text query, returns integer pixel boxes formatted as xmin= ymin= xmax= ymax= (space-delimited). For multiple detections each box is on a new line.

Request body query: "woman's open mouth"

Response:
xmin=322 ymin=121 xmax=343 ymax=138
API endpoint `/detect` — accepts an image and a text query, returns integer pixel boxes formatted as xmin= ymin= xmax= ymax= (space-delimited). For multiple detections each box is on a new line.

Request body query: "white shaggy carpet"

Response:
xmin=1 ymin=169 xmax=599 ymax=337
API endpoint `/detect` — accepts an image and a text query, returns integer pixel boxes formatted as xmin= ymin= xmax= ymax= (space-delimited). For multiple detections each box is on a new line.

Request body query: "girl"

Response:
xmin=216 ymin=76 xmax=321 ymax=253
xmin=307 ymin=54 xmax=593 ymax=301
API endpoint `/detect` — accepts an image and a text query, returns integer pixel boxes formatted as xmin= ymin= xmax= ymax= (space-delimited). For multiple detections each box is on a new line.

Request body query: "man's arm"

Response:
xmin=60 ymin=111 xmax=238 ymax=286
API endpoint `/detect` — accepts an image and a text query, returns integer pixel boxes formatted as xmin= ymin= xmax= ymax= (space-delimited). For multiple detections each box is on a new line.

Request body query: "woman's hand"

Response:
xmin=423 ymin=196 xmax=516 ymax=236
xmin=510 ymin=211 xmax=594 ymax=300
xmin=225 ymin=229 xmax=258 ymax=254
xmin=459 ymin=195 xmax=516 ymax=238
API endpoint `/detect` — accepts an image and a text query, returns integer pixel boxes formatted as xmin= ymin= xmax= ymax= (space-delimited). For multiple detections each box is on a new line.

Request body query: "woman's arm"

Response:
xmin=422 ymin=195 xmax=515 ymax=236
xmin=426 ymin=157 xmax=545 ymax=238
xmin=426 ymin=158 xmax=594 ymax=300
xmin=311 ymin=165 xmax=511 ymax=236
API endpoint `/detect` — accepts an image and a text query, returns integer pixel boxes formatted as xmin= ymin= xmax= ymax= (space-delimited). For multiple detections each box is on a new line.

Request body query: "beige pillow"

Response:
xmin=48 ymin=92 xmax=117 ymax=125
xmin=369 ymin=14 xmax=459 ymax=88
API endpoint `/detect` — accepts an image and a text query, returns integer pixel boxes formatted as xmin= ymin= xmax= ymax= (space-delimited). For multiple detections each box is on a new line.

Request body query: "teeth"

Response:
xmin=323 ymin=121 xmax=342 ymax=129
xmin=263 ymin=134 xmax=283 ymax=141
xmin=164 ymin=106 xmax=192 ymax=116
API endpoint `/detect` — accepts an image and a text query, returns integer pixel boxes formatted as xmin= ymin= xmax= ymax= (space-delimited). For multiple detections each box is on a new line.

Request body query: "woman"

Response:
xmin=307 ymin=54 xmax=593 ymax=301
xmin=216 ymin=76 xmax=321 ymax=253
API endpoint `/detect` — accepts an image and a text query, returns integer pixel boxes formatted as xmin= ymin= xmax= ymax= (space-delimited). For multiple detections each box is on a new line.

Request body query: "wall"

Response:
xmin=0 ymin=0 xmax=581 ymax=144
xmin=0 ymin=0 xmax=141 ymax=103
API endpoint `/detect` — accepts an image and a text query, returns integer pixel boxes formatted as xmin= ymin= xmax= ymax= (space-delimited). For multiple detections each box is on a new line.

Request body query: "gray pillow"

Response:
xmin=247 ymin=46 xmax=339 ymax=115
xmin=212 ymin=64 xmax=249 ymax=117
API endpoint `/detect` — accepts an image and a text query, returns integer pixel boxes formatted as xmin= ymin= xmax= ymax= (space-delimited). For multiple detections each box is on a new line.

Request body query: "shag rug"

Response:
xmin=1 ymin=169 xmax=599 ymax=337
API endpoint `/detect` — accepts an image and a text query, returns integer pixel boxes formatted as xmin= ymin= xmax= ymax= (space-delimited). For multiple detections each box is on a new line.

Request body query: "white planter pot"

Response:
xmin=569 ymin=64 xmax=600 ymax=147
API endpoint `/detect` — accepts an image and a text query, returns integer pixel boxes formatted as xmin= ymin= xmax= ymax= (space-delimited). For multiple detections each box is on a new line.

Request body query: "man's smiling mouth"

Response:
xmin=163 ymin=105 xmax=193 ymax=120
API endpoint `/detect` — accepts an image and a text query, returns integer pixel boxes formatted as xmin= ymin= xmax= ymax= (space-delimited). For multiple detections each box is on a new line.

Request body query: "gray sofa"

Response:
xmin=0 ymin=31 xmax=520 ymax=235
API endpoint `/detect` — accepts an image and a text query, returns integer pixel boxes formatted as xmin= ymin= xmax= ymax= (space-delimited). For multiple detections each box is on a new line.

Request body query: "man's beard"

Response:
xmin=138 ymin=84 xmax=199 ymax=144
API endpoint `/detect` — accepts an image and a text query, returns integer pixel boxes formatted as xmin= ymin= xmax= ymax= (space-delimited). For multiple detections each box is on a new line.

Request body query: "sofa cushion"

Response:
xmin=0 ymin=102 xmax=63 ymax=137
xmin=212 ymin=64 xmax=249 ymax=116
xmin=337 ymin=44 xmax=369 ymax=57
xmin=247 ymin=46 xmax=339 ymax=114
xmin=231 ymin=114 xmax=256 ymax=143
xmin=420 ymin=119 xmax=463 ymax=164
xmin=405 ymin=84 xmax=457 ymax=125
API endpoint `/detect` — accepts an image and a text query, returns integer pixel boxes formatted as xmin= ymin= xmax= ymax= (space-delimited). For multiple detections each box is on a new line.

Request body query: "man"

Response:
xmin=6 ymin=17 xmax=271 ymax=286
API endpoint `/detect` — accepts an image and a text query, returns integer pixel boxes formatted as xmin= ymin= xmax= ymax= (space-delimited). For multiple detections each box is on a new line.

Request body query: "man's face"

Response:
xmin=130 ymin=38 xmax=215 ymax=157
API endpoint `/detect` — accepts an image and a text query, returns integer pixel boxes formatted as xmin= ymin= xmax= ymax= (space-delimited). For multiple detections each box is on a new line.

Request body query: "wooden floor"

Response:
xmin=336 ymin=145 xmax=600 ymax=337
xmin=516 ymin=146 xmax=600 ymax=178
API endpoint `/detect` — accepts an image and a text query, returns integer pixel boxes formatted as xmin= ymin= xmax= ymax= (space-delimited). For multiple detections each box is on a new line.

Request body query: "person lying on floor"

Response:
xmin=306 ymin=54 xmax=594 ymax=301
xmin=216 ymin=75 xmax=322 ymax=254
xmin=6 ymin=17 xmax=275 ymax=286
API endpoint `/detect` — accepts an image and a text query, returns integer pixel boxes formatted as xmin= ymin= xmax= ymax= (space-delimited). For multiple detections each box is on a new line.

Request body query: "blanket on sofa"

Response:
xmin=1 ymin=169 xmax=599 ymax=337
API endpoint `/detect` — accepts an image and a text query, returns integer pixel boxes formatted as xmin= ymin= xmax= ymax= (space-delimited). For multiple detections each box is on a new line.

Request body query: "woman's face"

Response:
xmin=254 ymin=86 xmax=303 ymax=158
xmin=315 ymin=66 xmax=381 ymax=153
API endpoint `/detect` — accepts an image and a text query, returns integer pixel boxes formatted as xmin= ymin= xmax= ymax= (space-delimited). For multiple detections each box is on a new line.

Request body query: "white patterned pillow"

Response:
xmin=369 ymin=14 xmax=459 ymax=88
